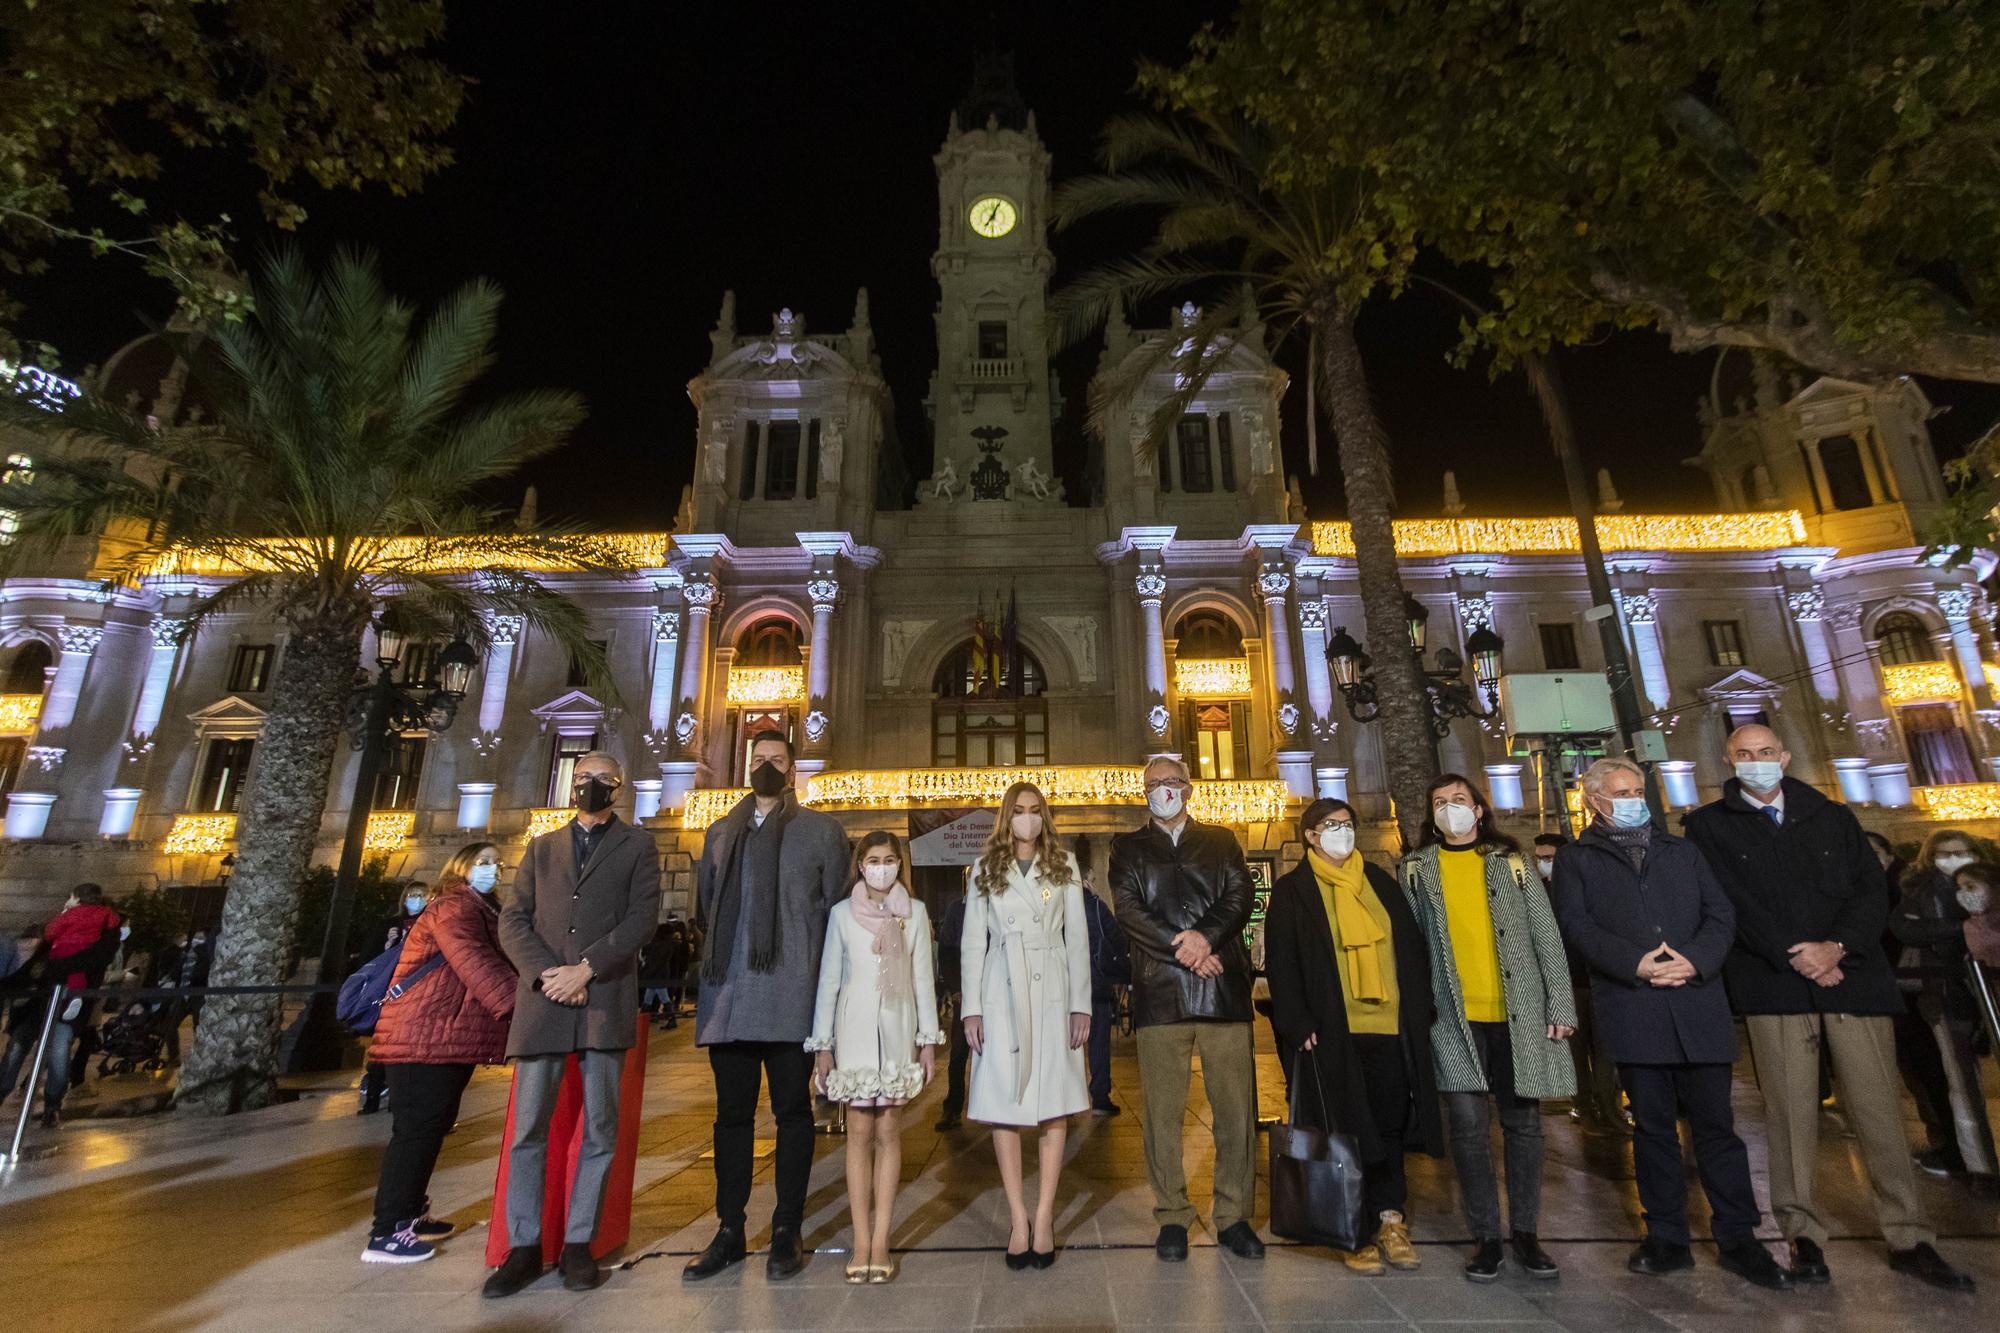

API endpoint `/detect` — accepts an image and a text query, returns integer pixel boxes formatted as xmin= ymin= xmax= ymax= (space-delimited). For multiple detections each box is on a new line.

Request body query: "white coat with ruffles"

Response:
xmin=961 ymin=858 xmax=1091 ymax=1126
xmin=806 ymin=897 xmax=945 ymax=1104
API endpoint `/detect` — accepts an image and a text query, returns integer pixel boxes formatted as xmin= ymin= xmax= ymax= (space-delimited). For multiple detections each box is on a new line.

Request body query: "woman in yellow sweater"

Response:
xmin=1265 ymin=798 xmax=1444 ymax=1275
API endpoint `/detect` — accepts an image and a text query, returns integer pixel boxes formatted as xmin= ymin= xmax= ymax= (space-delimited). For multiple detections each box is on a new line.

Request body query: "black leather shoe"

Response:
xmin=1627 ymin=1238 xmax=1695 ymax=1275
xmin=560 ymin=1243 xmax=603 ymax=1292
xmin=682 ymin=1227 xmax=746 ymax=1282
xmin=1888 ymin=1242 xmax=1976 ymax=1293
xmin=481 ymin=1245 xmax=544 ymax=1299
xmin=1464 ymin=1238 xmax=1504 ymax=1282
xmin=1030 ymin=1248 xmax=1056 ymax=1269
xmin=766 ymin=1226 xmax=807 ymax=1281
xmin=1155 ymin=1224 xmax=1189 ymax=1262
xmin=934 ymin=1115 xmax=962 ymax=1131
xmin=1510 ymin=1231 xmax=1559 ymax=1279
xmin=1717 ymin=1241 xmax=1793 ymax=1290
xmin=1788 ymin=1237 xmax=1831 ymax=1284
xmin=1217 ymin=1221 xmax=1265 ymax=1260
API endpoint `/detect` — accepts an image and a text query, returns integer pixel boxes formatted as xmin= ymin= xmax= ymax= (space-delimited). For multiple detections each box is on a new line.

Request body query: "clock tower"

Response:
xmin=921 ymin=56 xmax=1063 ymax=505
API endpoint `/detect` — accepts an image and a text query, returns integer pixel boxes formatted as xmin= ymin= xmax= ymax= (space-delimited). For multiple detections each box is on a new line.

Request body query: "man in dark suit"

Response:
xmin=1552 ymin=758 xmax=1788 ymax=1289
xmin=486 ymin=750 xmax=662 ymax=1299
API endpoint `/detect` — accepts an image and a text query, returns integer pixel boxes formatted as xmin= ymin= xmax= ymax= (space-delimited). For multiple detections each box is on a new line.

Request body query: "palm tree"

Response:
xmin=1 ymin=249 xmax=630 ymax=1112
xmin=1050 ymin=113 xmax=1439 ymax=849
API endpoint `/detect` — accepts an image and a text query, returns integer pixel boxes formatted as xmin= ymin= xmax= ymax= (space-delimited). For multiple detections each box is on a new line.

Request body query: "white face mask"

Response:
xmin=1434 ymin=803 xmax=1479 ymax=840
xmin=1734 ymin=760 xmax=1784 ymax=792
xmin=1535 ymin=857 xmax=1555 ymax=881
xmin=1148 ymin=785 xmax=1186 ymax=820
xmin=862 ymin=862 xmax=900 ymax=891
xmin=1317 ymin=826 xmax=1356 ymax=859
xmin=1959 ymin=887 xmax=1992 ymax=914
xmin=1935 ymin=853 xmax=1974 ymax=877
xmin=467 ymin=863 xmax=499 ymax=893
xmin=1010 ymin=812 xmax=1044 ymax=842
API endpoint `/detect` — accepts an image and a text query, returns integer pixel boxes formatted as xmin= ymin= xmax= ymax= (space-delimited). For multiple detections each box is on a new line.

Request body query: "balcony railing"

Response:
xmin=961 ymin=356 xmax=1024 ymax=383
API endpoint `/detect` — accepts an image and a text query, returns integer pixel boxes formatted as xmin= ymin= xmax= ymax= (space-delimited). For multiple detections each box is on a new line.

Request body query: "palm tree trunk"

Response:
xmin=176 ymin=614 xmax=364 ymax=1114
xmin=1317 ymin=301 xmax=1439 ymax=851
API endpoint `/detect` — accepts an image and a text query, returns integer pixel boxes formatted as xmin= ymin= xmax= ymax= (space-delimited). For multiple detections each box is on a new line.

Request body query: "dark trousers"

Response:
xmin=709 ymin=1040 xmax=814 ymax=1234
xmin=1619 ymin=1061 xmax=1762 ymax=1247
xmin=1087 ymin=998 xmax=1116 ymax=1109
xmin=371 ymin=1062 xmax=474 ymax=1235
xmin=1568 ymin=985 xmax=1624 ymax=1129
xmin=1444 ymin=1020 xmax=1544 ymax=1240
xmin=1350 ymin=1034 xmax=1412 ymax=1230
xmin=0 ymin=1020 xmax=73 ymax=1110
xmin=359 ymin=1061 xmax=386 ymax=1109
xmin=1894 ymin=995 xmax=1957 ymax=1157
xmin=940 ymin=1005 xmax=970 ymax=1120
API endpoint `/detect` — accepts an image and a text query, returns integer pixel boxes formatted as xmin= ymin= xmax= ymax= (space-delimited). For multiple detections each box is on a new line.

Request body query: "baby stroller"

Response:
xmin=96 ymin=1002 xmax=169 ymax=1077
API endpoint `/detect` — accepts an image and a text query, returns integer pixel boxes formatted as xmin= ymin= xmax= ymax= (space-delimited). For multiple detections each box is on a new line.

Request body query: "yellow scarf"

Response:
xmin=1310 ymin=850 xmax=1388 ymax=1003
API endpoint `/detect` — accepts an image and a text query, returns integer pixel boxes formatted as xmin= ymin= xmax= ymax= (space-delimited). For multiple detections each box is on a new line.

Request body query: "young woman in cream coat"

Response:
xmin=961 ymin=781 xmax=1091 ymax=1268
xmin=809 ymin=831 xmax=944 ymax=1283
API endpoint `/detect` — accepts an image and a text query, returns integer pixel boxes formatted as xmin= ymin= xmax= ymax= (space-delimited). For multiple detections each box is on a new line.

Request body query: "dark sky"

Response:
xmin=16 ymin=2 xmax=2000 ymax=526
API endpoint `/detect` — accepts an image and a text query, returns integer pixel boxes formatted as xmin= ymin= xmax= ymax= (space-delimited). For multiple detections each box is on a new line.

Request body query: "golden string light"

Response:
xmin=0 ymin=693 xmax=41 ymax=736
xmin=525 ymin=807 xmax=572 ymax=839
xmin=1309 ymin=511 xmax=1809 ymax=558
xmin=163 ymin=813 xmax=236 ymax=854
xmin=142 ymin=531 xmax=676 ymax=578
xmin=1174 ymin=658 xmax=1252 ymax=697
xmin=1881 ymin=661 xmax=1964 ymax=707
xmin=682 ymin=788 xmax=750 ymax=831
xmin=725 ymin=666 xmax=806 ymax=707
xmin=1917 ymin=783 xmax=2000 ymax=822
xmin=364 ymin=811 xmax=415 ymax=851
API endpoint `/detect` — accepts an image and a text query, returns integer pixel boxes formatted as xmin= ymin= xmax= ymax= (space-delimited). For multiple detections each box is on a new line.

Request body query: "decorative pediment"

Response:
xmin=708 ymin=311 xmax=860 ymax=384
xmin=530 ymin=689 xmax=611 ymax=734
xmin=1698 ymin=668 xmax=1784 ymax=707
xmin=187 ymin=695 xmax=267 ymax=739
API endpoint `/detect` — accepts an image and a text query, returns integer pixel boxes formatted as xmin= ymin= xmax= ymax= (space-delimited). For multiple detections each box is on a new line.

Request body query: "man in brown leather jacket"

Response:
xmin=1109 ymin=755 xmax=1264 ymax=1263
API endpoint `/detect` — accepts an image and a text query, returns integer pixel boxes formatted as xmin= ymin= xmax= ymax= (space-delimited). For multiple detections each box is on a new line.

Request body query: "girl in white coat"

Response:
xmin=809 ymin=831 xmax=943 ymax=1283
xmin=962 ymin=781 xmax=1091 ymax=1269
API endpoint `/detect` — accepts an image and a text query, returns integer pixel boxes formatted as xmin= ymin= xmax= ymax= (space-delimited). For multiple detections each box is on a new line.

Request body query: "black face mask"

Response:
xmin=574 ymin=777 xmax=618 ymax=814
xmin=749 ymin=762 xmax=788 ymax=798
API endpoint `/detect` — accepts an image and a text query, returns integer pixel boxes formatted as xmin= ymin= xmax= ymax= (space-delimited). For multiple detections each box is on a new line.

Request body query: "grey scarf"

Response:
xmin=703 ymin=795 xmax=796 ymax=983
xmin=1597 ymin=821 xmax=1652 ymax=872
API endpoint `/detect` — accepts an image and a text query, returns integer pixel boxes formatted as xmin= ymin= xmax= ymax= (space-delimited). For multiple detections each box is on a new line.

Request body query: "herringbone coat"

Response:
xmin=1398 ymin=842 xmax=1577 ymax=1098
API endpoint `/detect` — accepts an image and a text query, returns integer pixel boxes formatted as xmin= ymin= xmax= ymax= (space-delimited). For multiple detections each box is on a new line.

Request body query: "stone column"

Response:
xmin=803 ymin=572 xmax=840 ymax=759
xmin=1617 ymin=592 xmax=1670 ymax=710
xmin=1295 ymin=595 xmax=1335 ymax=748
xmin=477 ymin=613 xmax=523 ymax=736
xmin=1938 ymin=586 xmax=1989 ymax=705
xmin=662 ymin=571 xmax=719 ymax=805
xmin=128 ymin=614 xmax=187 ymax=745
xmin=1786 ymin=589 xmax=1842 ymax=704
xmin=1827 ymin=602 xmax=1899 ymax=762
xmin=1135 ymin=564 xmax=1171 ymax=744
xmin=1257 ymin=562 xmax=1301 ymax=739
xmin=645 ymin=606 xmax=682 ymax=741
xmin=38 ymin=623 xmax=103 ymax=737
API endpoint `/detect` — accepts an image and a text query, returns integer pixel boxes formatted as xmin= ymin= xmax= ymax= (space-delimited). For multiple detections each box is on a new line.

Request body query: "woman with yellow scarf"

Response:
xmin=1265 ymin=798 xmax=1444 ymax=1275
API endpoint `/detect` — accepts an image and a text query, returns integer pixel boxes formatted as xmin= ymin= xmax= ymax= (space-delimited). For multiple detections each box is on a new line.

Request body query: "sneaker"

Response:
xmin=1509 ymin=1231 xmax=1559 ymax=1279
xmin=1464 ymin=1237 xmax=1504 ymax=1283
xmin=362 ymin=1223 xmax=436 ymax=1265
xmin=1340 ymin=1244 xmax=1386 ymax=1275
xmin=410 ymin=1216 xmax=454 ymax=1241
xmin=1914 ymin=1148 xmax=1961 ymax=1178
xmin=1376 ymin=1212 xmax=1420 ymax=1270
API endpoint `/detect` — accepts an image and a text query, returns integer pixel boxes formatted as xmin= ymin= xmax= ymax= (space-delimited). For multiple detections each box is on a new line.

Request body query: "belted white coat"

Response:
xmin=960 ymin=858 xmax=1092 ymax=1126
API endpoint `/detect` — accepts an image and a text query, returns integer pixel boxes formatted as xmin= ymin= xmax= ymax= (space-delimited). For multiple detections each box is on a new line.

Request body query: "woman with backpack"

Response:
xmin=362 ymin=842 xmax=516 ymax=1264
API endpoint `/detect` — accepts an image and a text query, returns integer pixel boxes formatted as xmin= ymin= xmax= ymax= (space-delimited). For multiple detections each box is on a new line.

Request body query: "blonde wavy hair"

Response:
xmin=975 ymin=781 xmax=1076 ymax=895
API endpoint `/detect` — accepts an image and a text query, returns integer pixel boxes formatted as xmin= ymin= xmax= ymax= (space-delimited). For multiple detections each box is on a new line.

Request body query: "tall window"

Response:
xmin=3 ymin=640 xmax=52 ymax=693
xmin=373 ymin=734 xmax=427 ymax=810
xmin=933 ymin=641 xmax=1048 ymax=767
xmin=1538 ymin=621 xmax=1581 ymax=671
xmin=1216 ymin=413 xmax=1235 ymax=492
xmin=1816 ymin=435 xmax=1875 ymax=511
xmin=1177 ymin=415 xmax=1213 ymax=493
xmin=397 ymin=641 xmax=439 ymax=687
xmin=1183 ymin=700 xmax=1249 ymax=780
xmin=764 ymin=421 xmax=802 ymax=500
xmin=1875 ymin=612 xmax=1939 ymax=665
xmin=547 ymin=731 xmax=599 ymax=805
xmin=737 ymin=710 xmax=792 ymax=784
xmin=228 ymin=644 xmax=275 ymax=693
xmin=193 ymin=738 xmax=255 ymax=812
xmin=977 ymin=320 xmax=1009 ymax=359
xmin=566 ymin=639 xmax=608 ymax=688
xmin=1703 ymin=620 xmax=1746 ymax=669
xmin=803 ymin=419 xmax=822 ymax=500
xmin=738 ymin=420 xmax=762 ymax=501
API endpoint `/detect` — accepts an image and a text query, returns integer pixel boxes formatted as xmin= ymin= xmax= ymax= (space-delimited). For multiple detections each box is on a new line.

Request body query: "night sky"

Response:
xmin=15 ymin=3 xmax=2000 ymax=527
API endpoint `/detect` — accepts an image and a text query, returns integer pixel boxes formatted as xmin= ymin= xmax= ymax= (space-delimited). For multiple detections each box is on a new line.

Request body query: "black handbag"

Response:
xmin=1266 ymin=1047 xmax=1367 ymax=1251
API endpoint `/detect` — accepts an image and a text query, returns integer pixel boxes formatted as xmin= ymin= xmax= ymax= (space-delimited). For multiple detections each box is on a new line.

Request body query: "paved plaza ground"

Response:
xmin=1 ymin=1018 xmax=1996 ymax=1332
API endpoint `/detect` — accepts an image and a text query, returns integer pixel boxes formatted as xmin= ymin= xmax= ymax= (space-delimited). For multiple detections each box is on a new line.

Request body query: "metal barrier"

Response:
xmin=1968 ymin=954 xmax=2000 ymax=1067
xmin=5 ymin=980 xmax=341 ymax=1166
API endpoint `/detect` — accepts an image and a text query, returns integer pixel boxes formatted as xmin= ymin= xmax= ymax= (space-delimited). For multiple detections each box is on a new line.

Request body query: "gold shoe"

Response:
xmin=1340 ymin=1244 xmax=1387 ymax=1275
xmin=869 ymin=1256 xmax=899 ymax=1284
xmin=1376 ymin=1214 xmax=1420 ymax=1270
xmin=845 ymin=1257 xmax=870 ymax=1284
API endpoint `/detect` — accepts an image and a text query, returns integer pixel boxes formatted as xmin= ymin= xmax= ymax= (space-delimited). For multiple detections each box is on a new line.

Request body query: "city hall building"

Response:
xmin=0 ymin=77 xmax=1995 ymax=926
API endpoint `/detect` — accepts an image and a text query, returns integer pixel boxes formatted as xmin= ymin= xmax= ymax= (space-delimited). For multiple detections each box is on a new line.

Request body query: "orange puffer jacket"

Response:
xmin=368 ymin=883 xmax=517 ymax=1066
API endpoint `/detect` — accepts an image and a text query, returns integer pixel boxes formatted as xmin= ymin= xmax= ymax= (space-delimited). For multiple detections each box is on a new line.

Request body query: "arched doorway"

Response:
xmin=931 ymin=640 xmax=1047 ymax=767
xmin=729 ymin=616 xmax=803 ymax=782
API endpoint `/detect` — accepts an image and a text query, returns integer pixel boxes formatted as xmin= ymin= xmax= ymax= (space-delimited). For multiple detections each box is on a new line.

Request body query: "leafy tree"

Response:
xmin=1160 ymin=1 xmax=2000 ymax=386
xmin=0 ymin=0 xmax=463 ymax=356
xmin=1 ymin=249 xmax=629 ymax=1112
xmin=1050 ymin=113 xmax=1441 ymax=849
xmin=292 ymin=858 xmax=403 ymax=972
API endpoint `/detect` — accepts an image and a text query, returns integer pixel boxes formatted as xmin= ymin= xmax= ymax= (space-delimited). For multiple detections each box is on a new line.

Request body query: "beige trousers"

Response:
xmin=1134 ymin=1020 xmax=1258 ymax=1232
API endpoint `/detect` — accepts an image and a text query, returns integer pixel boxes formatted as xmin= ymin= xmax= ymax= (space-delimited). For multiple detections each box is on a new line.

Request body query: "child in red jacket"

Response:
xmin=44 ymin=884 xmax=122 ymax=992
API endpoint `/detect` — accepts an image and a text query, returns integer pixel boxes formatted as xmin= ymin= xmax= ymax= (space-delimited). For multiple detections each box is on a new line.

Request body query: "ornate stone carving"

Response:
xmin=673 ymin=711 xmax=699 ymax=745
xmin=150 ymin=615 xmax=189 ymax=648
xmin=27 ymin=745 xmax=65 ymax=772
xmin=1134 ymin=569 xmax=1168 ymax=603
xmin=1146 ymin=703 xmax=1170 ymax=737
xmin=1454 ymin=596 xmax=1493 ymax=633
xmin=1826 ymin=601 xmax=1864 ymax=631
xmin=1786 ymin=589 xmax=1825 ymax=622
xmin=1855 ymin=717 xmax=1896 ymax=754
xmin=1618 ymin=592 xmax=1658 ymax=625
xmin=1938 ymin=586 xmax=1979 ymax=622
xmin=879 ymin=619 xmax=934 ymax=688
xmin=1296 ymin=600 xmax=1328 ymax=633
xmin=1257 ymin=568 xmax=1292 ymax=600
xmin=681 ymin=577 xmax=719 ymax=611
xmin=1043 ymin=615 xmax=1100 ymax=684
xmin=804 ymin=709 xmax=829 ymax=743
xmin=483 ymin=613 xmax=523 ymax=646
xmin=1277 ymin=702 xmax=1301 ymax=736
xmin=652 ymin=609 xmax=681 ymax=642
xmin=468 ymin=731 xmax=503 ymax=759
xmin=57 ymin=625 xmax=103 ymax=655
xmin=121 ymin=736 xmax=154 ymax=763
xmin=807 ymin=577 xmax=840 ymax=608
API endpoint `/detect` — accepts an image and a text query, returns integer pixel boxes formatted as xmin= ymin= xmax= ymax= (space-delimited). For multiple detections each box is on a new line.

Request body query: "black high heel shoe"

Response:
xmin=1030 ymin=1248 xmax=1056 ymax=1270
xmin=1004 ymin=1248 xmax=1032 ymax=1271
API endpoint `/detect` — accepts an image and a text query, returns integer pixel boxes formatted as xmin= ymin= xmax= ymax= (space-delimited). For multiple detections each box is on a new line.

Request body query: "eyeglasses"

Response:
xmin=1309 ymin=820 xmax=1356 ymax=836
xmin=1144 ymin=778 xmax=1190 ymax=792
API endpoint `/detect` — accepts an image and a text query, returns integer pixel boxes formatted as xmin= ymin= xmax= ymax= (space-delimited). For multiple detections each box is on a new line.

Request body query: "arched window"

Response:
xmin=2 ymin=640 xmax=52 ymax=694
xmin=1875 ymin=612 xmax=1939 ymax=666
xmin=1174 ymin=611 xmax=1244 ymax=659
xmin=1174 ymin=612 xmax=1249 ymax=780
xmin=932 ymin=639 xmax=1047 ymax=766
xmin=736 ymin=617 xmax=802 ymax=666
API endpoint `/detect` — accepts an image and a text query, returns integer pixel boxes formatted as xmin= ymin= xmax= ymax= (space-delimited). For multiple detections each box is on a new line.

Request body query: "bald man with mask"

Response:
xmin=1683 ymin=725 xmax=1973 ymax=1293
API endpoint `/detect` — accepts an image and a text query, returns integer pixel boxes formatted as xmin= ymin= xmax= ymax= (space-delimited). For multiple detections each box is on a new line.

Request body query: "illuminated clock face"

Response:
xmin=969 ymin=195 xmax=1018 ymax=238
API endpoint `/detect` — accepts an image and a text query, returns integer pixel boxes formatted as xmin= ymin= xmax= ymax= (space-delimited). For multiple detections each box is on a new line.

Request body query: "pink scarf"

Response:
xmin=850 ymin=881 xmax=912 ymax=1000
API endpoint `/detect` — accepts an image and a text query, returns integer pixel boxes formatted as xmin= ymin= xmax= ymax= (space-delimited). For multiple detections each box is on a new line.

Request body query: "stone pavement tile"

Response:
xmin=1098 ymin=1246 xmax=1233 ymax=1284
xmin=517 ymin=1289 xmax=718 ymax=1332
xmin=1106 ymin=1277 xmax=1261 ymax=1327
xmin=831 ymin=1280 xmax=986 ymax=1329
xmin=1234 ymin=1275 xmax=1404 ymax=1325
xmin=1513 ymin=1284 xmax=1677 ymax=1333
xmin=973 ymin=1272 xmax=1116 ymax=1328
xmin=1407 ymin=1324 xmax=1560 ymax=1333
xmin=676 ymin=1282 xmax=855 ymax=1332
xmin=1373 ymin=1274 xmax=1552 ymax=1322
xmin=407 ymin=1290 xmax=589 ymax=1331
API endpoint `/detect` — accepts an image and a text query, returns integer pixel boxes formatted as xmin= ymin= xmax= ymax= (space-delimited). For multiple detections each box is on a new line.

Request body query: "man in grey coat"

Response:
xmin=683 ymin=730 xmax=849 ymax=1282
xmin=484 ymin=750 xmax=662 ymax=1300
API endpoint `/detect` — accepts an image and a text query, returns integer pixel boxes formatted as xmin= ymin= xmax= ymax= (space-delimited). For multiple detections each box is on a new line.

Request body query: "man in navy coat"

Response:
xmin=1553 ymin=758 xmax=1789 ymax=1289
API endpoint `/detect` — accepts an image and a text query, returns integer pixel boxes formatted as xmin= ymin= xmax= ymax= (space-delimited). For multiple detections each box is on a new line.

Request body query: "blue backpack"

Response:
xmin=335 ymin=940 xmax=447 ymax=1034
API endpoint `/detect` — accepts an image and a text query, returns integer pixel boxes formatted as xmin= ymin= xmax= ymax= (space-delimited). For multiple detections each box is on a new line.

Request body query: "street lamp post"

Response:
xmin=1325 ymin=594 xmax=1504 ymax=765
xmin=291 ymin=619 xmax=477 ymax=1072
